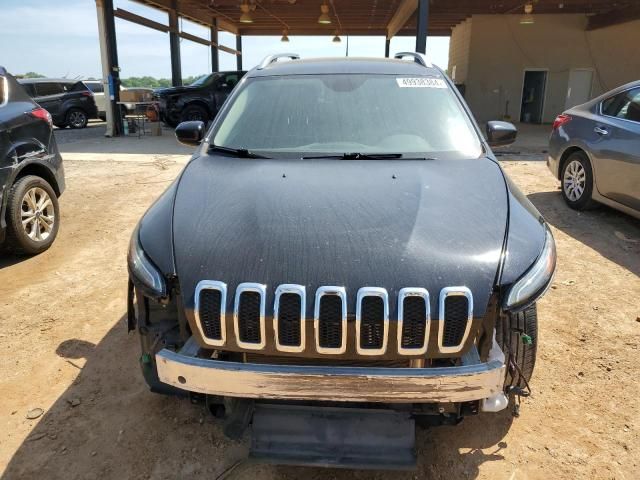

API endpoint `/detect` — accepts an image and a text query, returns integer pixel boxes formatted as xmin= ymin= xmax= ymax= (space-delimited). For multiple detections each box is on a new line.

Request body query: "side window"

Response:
xmin=602 ymin=87 xmax=640 ymax=122
xmin=85 ymin=82 xmax=103 ymax=93
xmin=35 ymin=82 xmax=63 ymax=97
xmin=223 ymin=74 xmax=239 ymax=89
xmin=22 ymin=83 xmax=37 ymax=97
xmin=69 ymin=81 xmax=90 ymax=93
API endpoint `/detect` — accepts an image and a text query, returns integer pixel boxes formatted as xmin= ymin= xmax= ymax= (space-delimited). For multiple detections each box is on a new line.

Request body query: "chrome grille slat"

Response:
xmin=194 ymin=280 xmax=227 ymax=347
xmin=314 ymin=286 xmax=347 ymax=354
xmin=356 ymin=287 xmax=389 ymax=356
xmin=438 ymin=286 xmax=473 ymax=354
xmin=233 ymin=283 xmax=266 ymax=350
xmin=273 ymin=284 xmax=305 ymax=353
xmin=397 ymin=288 xmax=430 ymax=355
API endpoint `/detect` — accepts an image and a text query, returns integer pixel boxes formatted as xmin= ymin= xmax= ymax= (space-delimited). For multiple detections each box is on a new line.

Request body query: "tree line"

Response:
xmin=13 ymin=72 xmax=206 ymax=89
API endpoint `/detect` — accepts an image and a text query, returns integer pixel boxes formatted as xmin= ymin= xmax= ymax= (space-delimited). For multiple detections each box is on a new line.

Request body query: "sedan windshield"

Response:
xmin=213 ymin=74 xmax=482 ymax=159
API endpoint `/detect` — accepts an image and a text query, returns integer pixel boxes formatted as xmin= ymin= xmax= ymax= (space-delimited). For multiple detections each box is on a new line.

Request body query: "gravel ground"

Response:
xmin=0 ymin=156 xmax=638 ymax=480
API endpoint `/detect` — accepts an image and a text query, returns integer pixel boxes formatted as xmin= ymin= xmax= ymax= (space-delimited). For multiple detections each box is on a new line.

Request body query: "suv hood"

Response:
xmin=153 ymin=85 xmax=199 ymax=97
xmin=173 ymin=155 xmax=509 ymax=318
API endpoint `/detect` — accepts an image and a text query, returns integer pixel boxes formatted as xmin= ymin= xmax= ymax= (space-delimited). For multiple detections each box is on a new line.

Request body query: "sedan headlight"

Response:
xmin=504 ymin=226 xmax=556 ymax=311
xmin=127 ymin=227 xmax=167 ymax=299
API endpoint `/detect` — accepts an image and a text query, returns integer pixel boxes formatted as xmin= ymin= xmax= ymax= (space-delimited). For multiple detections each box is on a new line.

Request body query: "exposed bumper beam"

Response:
xmin=156 ymin=341 xmax=506 ymax=403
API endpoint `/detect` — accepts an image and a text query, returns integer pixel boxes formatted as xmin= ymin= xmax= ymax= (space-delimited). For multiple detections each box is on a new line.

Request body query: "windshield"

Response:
xmin=190 ymin=74 xmax=216 ymax=87
xmin=213 ymin=74 xmax=482 ymax=159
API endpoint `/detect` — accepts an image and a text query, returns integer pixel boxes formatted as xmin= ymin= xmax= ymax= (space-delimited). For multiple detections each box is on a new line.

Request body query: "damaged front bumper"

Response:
xmin=156 ymin=339 xmax=507 ymax=404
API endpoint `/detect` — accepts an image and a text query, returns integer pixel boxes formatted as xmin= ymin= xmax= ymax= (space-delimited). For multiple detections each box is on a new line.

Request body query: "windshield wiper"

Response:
xmin=301 ymin=152 xmax=404 ymax=160
xmin=209 ymin=145 xmax=270 ymax=159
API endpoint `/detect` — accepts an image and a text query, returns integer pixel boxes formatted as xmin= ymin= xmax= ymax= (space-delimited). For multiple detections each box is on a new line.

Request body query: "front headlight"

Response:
xmin=127 ymin=227 xmax=167 ymax=299
xmin=504 ymin=226 xmax=556 ymax=311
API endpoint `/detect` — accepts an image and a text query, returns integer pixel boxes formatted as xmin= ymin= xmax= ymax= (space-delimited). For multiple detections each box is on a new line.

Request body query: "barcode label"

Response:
xmin=396 ymin=77 xmax=447 ymax=88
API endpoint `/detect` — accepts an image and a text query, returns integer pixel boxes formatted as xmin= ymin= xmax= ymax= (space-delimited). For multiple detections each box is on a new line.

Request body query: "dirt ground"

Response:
xmin=0 ymin=156 xmax=638 ymax=480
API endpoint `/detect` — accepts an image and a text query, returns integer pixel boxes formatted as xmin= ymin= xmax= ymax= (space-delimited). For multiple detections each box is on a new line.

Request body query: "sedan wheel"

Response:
xmin=563 ymin=159 xmax=586 ymax=201
xmin=560 ymin=151 xmax=595 ymax=210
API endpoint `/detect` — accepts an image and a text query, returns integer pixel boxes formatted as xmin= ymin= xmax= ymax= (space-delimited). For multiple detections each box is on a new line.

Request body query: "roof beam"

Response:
xmin=387 ymin=0 xmax=418 ymax=39
xmin=114 ymin=8 xmax=170 ymax=33
xmin=586 ymin=5 xmax=640 ymax=30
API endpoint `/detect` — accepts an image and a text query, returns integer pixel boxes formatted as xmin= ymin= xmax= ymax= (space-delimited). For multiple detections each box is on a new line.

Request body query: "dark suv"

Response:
xmin=153 ymin=71 xmax=246 ymax=127
xmin=0 ymin=67 xmax=65 ymax=254
xmin=18 ymin=78 xmax=98 ymax=129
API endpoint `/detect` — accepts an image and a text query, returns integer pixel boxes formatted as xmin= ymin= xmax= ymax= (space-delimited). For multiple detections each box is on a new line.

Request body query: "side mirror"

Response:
xmin=486 ymin=121 xmax=517 ymax=147
xmin=175 ymin=121 xmax=205 ymax=146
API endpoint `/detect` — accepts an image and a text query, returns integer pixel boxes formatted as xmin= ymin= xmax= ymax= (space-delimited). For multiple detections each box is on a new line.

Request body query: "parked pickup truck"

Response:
xmin=128 ymin=53 xmax=556 ymax=469
xmin=153 ymin=71 xmax=246 ymax=127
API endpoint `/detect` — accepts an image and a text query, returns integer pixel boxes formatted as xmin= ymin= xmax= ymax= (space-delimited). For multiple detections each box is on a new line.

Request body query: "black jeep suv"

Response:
xmin=128 ymin=54 xmax=556 ymax=469
xmin=18 ymin=78 xmax=98 ymax=129
xmin=0 ymin=67 xmax=65 ymax=254
xmin=153 ymin=71 xmax=246 ymax=127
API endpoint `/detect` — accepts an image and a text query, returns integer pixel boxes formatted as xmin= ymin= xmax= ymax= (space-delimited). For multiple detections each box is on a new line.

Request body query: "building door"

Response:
xmin=520 ymin=70 xmax=547 ymax=124
xmin=565 ymin=69 xmax=593 ymax=109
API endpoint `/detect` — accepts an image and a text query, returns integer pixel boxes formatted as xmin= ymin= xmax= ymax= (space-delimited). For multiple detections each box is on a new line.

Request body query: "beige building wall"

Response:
xmin=448 ymin=14 xmax=640 ymax=123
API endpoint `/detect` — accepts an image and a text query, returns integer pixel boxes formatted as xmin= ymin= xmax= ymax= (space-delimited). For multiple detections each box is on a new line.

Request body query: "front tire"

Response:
xmin=496 ymin=303 xmax=537 ymax=389
xmin=66 ymin=108 xmax=88 ymax=129
xmin=180 ymin=104 xmax=209 ymax=124
xmin=561 ymin=151 xmax=596 ymax=210
xmin=5 ymin=176 xmax=60 ymax=255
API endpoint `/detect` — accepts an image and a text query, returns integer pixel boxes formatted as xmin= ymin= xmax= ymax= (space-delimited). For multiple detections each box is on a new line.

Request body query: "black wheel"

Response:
xmin=4 ymin=176 xmax=60 ymax=255
xmin=496 ymin=303 xmax=537 ymax=389
xmin=66 ymin=108 xmax=88 ymax=129
xmin=561 ymin=151 xmax=596 ymax=210
xmin=180 ymin=104 xmax=209 ymax=124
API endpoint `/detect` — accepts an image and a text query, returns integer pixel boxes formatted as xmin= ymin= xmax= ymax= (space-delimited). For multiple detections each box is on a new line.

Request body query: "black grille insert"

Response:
xmin=199 ymin=289 xmax=223 ymax=340
xmin=277 ymin=293 xmax=302 ymax=347
xmin=443 ymin=295 xmax=469 ymax=347
xmin=401 ymin=296 xmax=427 ymax=349
xmin=238 ymin=291 xmax=262 ymax=344
xmin=359 ymin=296 xmax=385 ymax=349
xmin=318 ymin=295 xmax=343 ymax=349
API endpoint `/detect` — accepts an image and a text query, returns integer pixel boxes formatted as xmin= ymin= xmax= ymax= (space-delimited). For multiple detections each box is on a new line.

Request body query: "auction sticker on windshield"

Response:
xmin=396 ymin=77 xmax=447 ymax=88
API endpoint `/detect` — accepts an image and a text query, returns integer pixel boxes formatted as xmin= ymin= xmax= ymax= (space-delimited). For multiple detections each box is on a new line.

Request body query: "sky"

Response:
xmin=0 ymin=0 xmax=450 ymax=80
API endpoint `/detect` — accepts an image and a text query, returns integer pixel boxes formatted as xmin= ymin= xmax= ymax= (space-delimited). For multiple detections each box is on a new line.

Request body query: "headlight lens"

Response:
xmin=504 ymin=226 xmax=556 ymax=311
xmin=127 ymin=228 xmax=167 ymax=299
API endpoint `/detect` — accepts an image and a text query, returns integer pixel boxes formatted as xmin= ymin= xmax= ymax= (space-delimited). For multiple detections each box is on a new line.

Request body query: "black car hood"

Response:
xmin=173 ymin=155 xmax=509 ymax=318
xmin=154 ymin=85 xmax=199 ymax=97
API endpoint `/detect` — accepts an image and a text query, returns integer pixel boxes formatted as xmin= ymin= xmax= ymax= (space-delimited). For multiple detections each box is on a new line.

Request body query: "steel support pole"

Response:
xmin=415 ymin=0 xmax=429 ymax=54
xmin=385 ymin=39 xmax=390 ymax=58
xmin=211 ymin=18 xmax=219 ymax=73
xmin=96 ymin=0 xmax=123 ymax=136
xmin=236 ymin=35 xmax=243 ymax=70
xmin=169 ymin=1 xmax=182 ymax=86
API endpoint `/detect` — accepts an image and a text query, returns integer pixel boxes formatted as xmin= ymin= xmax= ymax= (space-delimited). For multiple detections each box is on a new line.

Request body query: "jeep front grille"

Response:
xmin=195 ymin=281 xmax=473 ymax=356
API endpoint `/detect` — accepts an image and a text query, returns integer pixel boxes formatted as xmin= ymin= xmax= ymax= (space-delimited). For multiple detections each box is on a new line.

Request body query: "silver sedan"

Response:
xmin=547 ymin=80 xmax=640 ymax=219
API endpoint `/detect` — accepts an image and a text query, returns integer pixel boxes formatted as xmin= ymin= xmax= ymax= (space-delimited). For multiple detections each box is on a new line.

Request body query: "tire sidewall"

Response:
xmin=7 ymin=176 xmax=60 ymax=255
xmin=66 ymin=108 xmax=88 ymax=129
xmin=180 ymin=105 xmax=209 ymax=124
xmin=561 ymin=151 xmax=594 ymax=209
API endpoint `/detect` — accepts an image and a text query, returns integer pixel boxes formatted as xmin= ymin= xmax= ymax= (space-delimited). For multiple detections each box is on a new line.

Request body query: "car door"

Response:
xmin=34 ymin=82 xmax=64 ymax=121
xmin=588 ymin=86 xmax=640 ymax=211
xmin=213 ymin=72 xmax=241 ymax=113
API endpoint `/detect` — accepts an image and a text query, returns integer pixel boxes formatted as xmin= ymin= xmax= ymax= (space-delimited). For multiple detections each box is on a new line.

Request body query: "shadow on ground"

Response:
xmin=529 ymin=190 xmax=640 ymax=277
xmin=3 ymin=317 xmax=515 ymax=479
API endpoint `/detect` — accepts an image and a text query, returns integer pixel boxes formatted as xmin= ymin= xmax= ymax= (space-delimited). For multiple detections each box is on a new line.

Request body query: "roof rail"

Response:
xmin=393 ymin=52 xmax=432 ymax=68
xmin=257 ymin=53 xmax=301 ymax=70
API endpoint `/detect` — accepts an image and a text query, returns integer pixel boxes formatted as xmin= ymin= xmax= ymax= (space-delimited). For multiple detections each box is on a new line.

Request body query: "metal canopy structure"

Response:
xmin=96 ymin=0 xmax=639 ymax=136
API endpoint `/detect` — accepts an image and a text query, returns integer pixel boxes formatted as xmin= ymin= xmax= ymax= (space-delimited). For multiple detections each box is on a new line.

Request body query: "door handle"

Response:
xmin=594 ymin=126 xmax=609 ymax=135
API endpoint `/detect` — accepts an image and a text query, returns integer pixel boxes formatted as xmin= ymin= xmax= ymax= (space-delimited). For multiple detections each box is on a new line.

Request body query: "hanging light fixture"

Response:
xmin=520 ymin=3 xmax=534 ymax=25
xmin=281 ymin=29 xmax=290 ymax=42
xmin=240 ymin=2 xmax=253 ymax=24
xmin=317 ymin=1 xmax=332 ymax=24
xmin=332 ymin=31 xmax=341 ymax=43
